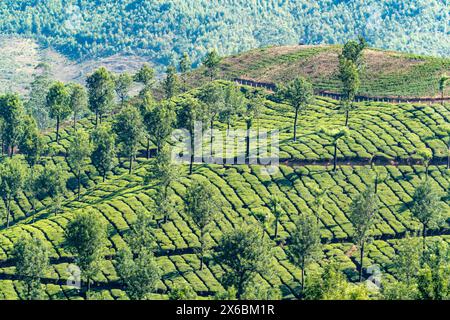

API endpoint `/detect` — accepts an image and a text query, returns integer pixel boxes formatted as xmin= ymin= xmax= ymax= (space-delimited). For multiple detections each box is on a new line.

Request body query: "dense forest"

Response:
xmin=0 ymin=0 xmax=448 ymax=67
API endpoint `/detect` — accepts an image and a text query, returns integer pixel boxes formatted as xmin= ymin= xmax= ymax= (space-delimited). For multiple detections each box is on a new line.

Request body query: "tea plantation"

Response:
xmin=0 ymin=88 xmax=448 ymax=299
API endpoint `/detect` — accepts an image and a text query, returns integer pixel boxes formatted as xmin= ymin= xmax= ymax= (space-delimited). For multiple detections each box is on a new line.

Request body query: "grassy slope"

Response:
xmin=190 ymin=45 xmax=450 ymax=98
xmin=0 ymin=90 xmax=449 ymax=299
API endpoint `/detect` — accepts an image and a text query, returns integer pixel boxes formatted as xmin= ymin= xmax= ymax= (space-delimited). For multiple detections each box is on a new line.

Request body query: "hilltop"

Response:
xmin=190 ymin=45 xmax=450 ymax=98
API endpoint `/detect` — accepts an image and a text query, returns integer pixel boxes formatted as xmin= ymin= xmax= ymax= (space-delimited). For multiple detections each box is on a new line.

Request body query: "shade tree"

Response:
xmin=86 ymin=67 xmax=115 ymax=126
xmin=91 ymin=124 xmax=116 ymax=182
xmin=46 ymin=81 xmax=71 ymax=142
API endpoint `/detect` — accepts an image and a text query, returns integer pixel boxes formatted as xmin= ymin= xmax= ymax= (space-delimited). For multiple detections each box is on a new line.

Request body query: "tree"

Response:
xmin=12 ymin=236 xmax=49 ymax=300
xmin=115 ymin=72 xmax=133 ymax=106
xmin=392 ymin=235 xmax=422 ymax=287
xmin=67 ymin=83 xmax=88 ymax=129
xmin=338 ymin=57 xmax=360 ymax=126
xmin=0 ymin=93 xmax=25 ymax=157
xmin=215 ymin=225 xmax=272 ymax=299
xmin=134 ymin=63 xmax=155 ymax=94
xmin=86 ymin=67 xmax=115 ymax=126
xmin=438 ymin=75 xmax=449 ymax=105
xmin=65 ymin=210 xmax=107 ymax=298
xmin=185 ymin=180 xmax=220 ymax=270
xmin=341 ymin=37 xmax=367 ymax=68
xmin=162 ymin=65 xmax=180 ymax=99
xmin=321 ymin=127 xmax=349 ymax=173
xmin=150 ymin=146 xmax=180 ymax=223
xmin=310 ymin=186 xmax=327 ymax=224
xmin=243 ymin=92 xmax=263 ymax=159
xmin=417 ymin=147 xmax=433 ymax=178
xmin=219 ymin=84 xmax=246 ymax=131
xmin=269 ymin=194 xmax=283 ymax=239
xmin=115 ymin=248 xmax=161 ymax=300
xmin=35 ymin=162 xmax=67 ymax=215
xmin=179 ymin=52 xmax=192 ymax=92
xmin=0 ymin=158 xmax=26 ymax=228
xmin=348 ymin=185 xmax=379 ymax=282
xmin=46 ymin=81 xmax=71 ymax=143
xmin=202 ymin=50 xmax=222 ymax=81
xmin=125 ymin=212 xmax=156 ymax=256
xmin=67 ymin=128 xmax=92 ymax=200
xmin=198 ymin=83 xmax=225 ymax=155
xmin=91 ymin=124 xmax=116 ymax=182
xmin=410 ymin=179 xmax=443 ymax=250
xmin=288 ymin=212 xmax=322 ymax=292
xmin=113 ymin=105 xmax=144 ymax=174
xmin=277 ymin=77 xmax=314 ymax=141
xmin=19 ymin=115 xmax=43 ymax=167
xmin=25 ymin=63 xmax=52 ymax=130
xmin=143 ymin=100 xmax=176 ymax=156
xmin=176 ymin=96 xmax=208 ymax=174
xmin=417 ymin=240 xmax=450 ymax=300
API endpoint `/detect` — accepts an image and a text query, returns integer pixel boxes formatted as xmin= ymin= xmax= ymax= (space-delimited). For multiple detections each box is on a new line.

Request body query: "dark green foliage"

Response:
xmin=162 ymin=65 xmax=180 ymax=99
xmin=90 ymin=124 xmax=116 ymax=182
xmin=46 ymin=81 xmax=71 ymax=142
xmin=113 ymin=105 xmax=144 ymax=174
xmin=18 ymin=115 xmax=43 ymax=167
xmin=215 ymin=225 xmax=272 ymax=299
xmin=64 ymin=210 xmax=107 ymax=297
xmin=67 ymin=83 xmax=88 ymax=129
xmin=114 ymin=72 xmax=133 ymax=106
xmin=86 ymin=67 xmax=115 ymax=125
xmin=0 ymin=158 xmax=26 ymax=228
xmin=12 ymin=236 xmax=49 ymax=300
xmin=0 ymin=93 xmax=25 ymax=157
xmin=67 ymin=128 xmax=91 ymax=200
xmin=202 ymin=50 xmax=222 ymax=81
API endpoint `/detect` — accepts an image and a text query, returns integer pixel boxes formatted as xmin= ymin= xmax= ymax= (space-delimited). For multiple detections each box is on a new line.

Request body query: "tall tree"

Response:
xmin=162 ymin=65 xmax=180 ymax=99
xmin=202 ymin=50 xmax=222 ymax=81
xmin=410 ymin=179 xmax=443 ymax=250
xmin=134 ymin=63 xmax=155 ymax=95
xmin=0 ymin=93 xmax=25 ymax=157
xmin=198 ymin=83 xmax=225 ymax=155
xmin=341 ymin=37 xmax=367 ymax=68
xmin=176 ymin=96 xmax=208 ymax=174
xmin=46 ymin=81 xmax=71 ymax=143
xmin=125 ymin=212 xmax=156 ymax=256
xmin=67 ymin=129 xmax=92 ymax=200
xmin=115 ymin=248 xmax=161 ymax=300
xmin=12 ymin=236 xmax=49 ymax=300
xmin=91 ymin=124 xmax=116 ymax=182
xmin=219 ymin=84 xmax=246 ymax=131
xmin=349 ymin=185 xmax=379 ymax=282
xmin=65 ymin=210 xmax=107 ymax=298
xmin=115 ymin=72 xmax=133 ymax=106
xmin=179 ymin=52 xmax=192 ymax=92
xmin=215 ymin=225 xmax=272 ymax=299
xmin=35 ymin=162 xmax=67 ymax=215
xmin=19 ymin=115 xmax=43 ymax=167
xmin=338 ymin=57 xmax=360 ymax=126
xmin=86 ymin=67 xmax=115 ymax=126
xmin=243 ymin=92 xmax=263 ymax=160
xmin=0 ymin=158 xmax=26 ymax=228
xmin=288 ymin=212 xmax=322 ymax=292
xmin=321 ymin=127 xmax=349 ymax=173
xmin=269 ymin=194 xmax=283 ymax=239
xmin=25 ymin=63 xmax=52 ymax=129
xmin=185 ymin=180 xmax=220 ymax=270
xmin=277 ymin=77 xmax=314 ymax=141
xmin=143 ymin=100 xmax=176 ymax=156
xmin=437 ymin=124 xmax=450 ymax=169
xmin=113 ymin=105 xmax=144 ymax=174
xmin=67 ymin=83 xmax=88 ymax=129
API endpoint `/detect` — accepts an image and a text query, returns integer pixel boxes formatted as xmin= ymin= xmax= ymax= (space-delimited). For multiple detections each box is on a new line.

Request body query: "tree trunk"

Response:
xmin=447 ymin=140 xmax=450 ymax=170
xmin=345 ymin=110 xmax=350 ymax=127
xmin=333 ymin=143 xmax=338 ymax=173
xmin=95 ymin=112 xmax=99 ymax=127
xmin=56 ymin=116 xmax=60 ymax=143
xmin=73 ymin=113 xmax=77 ymax=129
xmin=77 ymin=173 xmax=81 ymax=200
xmin=246 ymin=121 xmax=251 ymax=160
xmin=422 ymin=224 xmax=427 ymax=252
xmin=129 ymin=155 xmax=133 ymax=174
xmin=146 ymin=138 xmax=151 ymax=159
xmin=301 ymin=260 xmax=305 ymax=291
xmin=359 ymin=242 xmax=365 ymax=282
xmin=5 ymin=199 xmax=11 ymax=228
xmin=274 ymin=217 xmax=279 ymax=239
xmin=210 ymin=119 xmax=214 ymax=158
xmin=293 ymin=108 xmax=299 ymax=142
xmin=102 ymin=172 xmax=106 ymax=182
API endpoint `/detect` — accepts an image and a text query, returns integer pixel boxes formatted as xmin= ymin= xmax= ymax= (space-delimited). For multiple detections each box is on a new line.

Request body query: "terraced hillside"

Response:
xmin=190 ymin=45 xmax=450 ymax=98
xmin=0 ymin=85 xmax=448 ymax=299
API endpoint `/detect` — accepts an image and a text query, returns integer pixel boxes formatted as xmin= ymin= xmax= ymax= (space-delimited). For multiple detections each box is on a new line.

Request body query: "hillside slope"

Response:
xmin=191 ymin=45 xmax=450 ymax=98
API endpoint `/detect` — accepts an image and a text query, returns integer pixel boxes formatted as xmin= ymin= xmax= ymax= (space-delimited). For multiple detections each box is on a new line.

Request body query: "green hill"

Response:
xmin=190 ymin=46 xmax=450 ymax=98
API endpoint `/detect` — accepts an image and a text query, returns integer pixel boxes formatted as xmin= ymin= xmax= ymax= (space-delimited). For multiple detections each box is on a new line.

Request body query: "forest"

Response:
xmin=0 ymin=0 xmax=448 ymax=68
